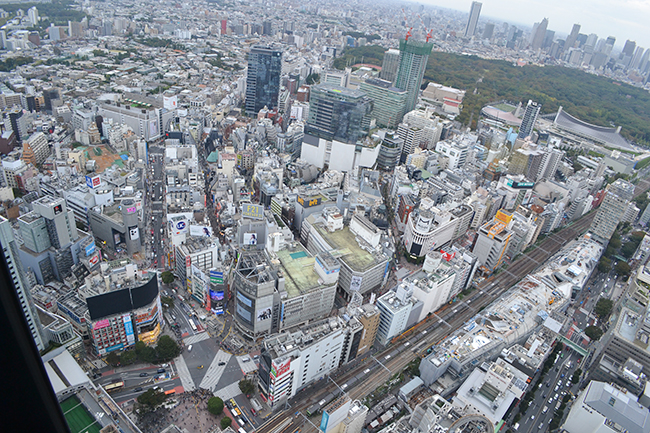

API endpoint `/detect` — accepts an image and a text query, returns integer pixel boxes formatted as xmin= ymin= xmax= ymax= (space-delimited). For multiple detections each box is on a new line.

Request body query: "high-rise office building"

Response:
xmin=517 ymin=100 xmax=541 ymax=139
xmin=0 ymin=215 xmax=45 ymax=351
xmin=563 ymin=24 xmax=581 ymax=55
xmin=591 ymin=179 xmax=635 ymax=241
xmin=305 ymin=83 xmax=372 ymax=143
xmin=359 ymin=78 xmax=407 ymax=129
xmin=464 ymin=1 xmax=482 ymax=38
xmin=531 ymin=18 xmax=548 ymax=50
xmin=245 ymin=46 xmax=282 ymax=116
xmin=395 ymin=38 xmax=433 ymax=113
xmin=482 ymin=23 xmax=495 ymax=40
xmin=380 ymin=48 xmax=401 ymax=84
xmin=622 ymin=40 xmax=636 ymax=57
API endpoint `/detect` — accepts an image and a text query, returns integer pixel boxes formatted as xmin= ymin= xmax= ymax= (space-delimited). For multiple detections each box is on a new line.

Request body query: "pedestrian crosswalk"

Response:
xmin=198 ymin=350 xmax=232 ymax=391
xmin=213 ymin=381 xmax=242 ymax=402
xmin=175 ymin=354 xmax=196 ymax=392
xmin=183 ymin=332 xmax=211 ymax=346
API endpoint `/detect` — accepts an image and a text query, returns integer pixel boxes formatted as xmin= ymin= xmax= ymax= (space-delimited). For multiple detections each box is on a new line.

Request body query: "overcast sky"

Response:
xmin=420 ymin=0 xmax=650 ymax=50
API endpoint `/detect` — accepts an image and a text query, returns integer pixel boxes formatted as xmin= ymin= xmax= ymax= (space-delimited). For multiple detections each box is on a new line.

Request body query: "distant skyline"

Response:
xmin=419 ymin=0 xmax=650 ymax=51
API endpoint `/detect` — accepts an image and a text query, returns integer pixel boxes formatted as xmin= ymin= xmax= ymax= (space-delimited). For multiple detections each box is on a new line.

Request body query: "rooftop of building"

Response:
xmin=424 ymin=237 xmax=598 ymax=370
xmin=263 ymin=316 xmax=347 ymax=359
xmin=275 ymin=244 xmax=331 ymax=298
xmin=313 ymin=223 xmax=382 ymax=272
xmin=580 ymin=381 xmax=650 ymax=433
xmin=553 ymin=107 xmax=633 ymax=151
xmin=311 ymin=82 xmax=368 ymax=99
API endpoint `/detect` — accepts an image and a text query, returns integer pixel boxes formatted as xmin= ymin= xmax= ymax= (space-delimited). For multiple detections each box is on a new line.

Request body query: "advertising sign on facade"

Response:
xmin=210 ymin=270 xmax=224 ymax=284
xmin=297 ymin=196 xmax=321 ymax=208
xmin=257 ymin=307 xmax=272 ymax=322
xmin=123 ymin=314 xmax=135 ymax=344
xmin=320 ymin=411 xmax=330 ymax=433
xmin=271 ymin=359 xmax=291 ymax=378
xmin=126 ymin=206 xmax=137 ymax=214
xmin=190 ymin=225 xmax=213 ymax=237
xmin=350 ymin=276 xmax=363 ymax=292
xmin=244 ymin=232 xmax=258 ymax=245
xmin=89 ymin=253 xmax=100 ymax=266
xmin=86 ymin=175 xmax=101 ymax=189
xmin=85 ymin=243 xmax=96 ymax=256
xmin=440 ymin=250 xmax=456 ymax=261
xmin=186 ymin=256 xmax=191 ymax=268
xmin=93 ymin=319 xmax=110 ymax=330
xmin=129 ymin=226 xmax=140 ymax=240
xmin=241 ymin=203 xmax=264 ymax=220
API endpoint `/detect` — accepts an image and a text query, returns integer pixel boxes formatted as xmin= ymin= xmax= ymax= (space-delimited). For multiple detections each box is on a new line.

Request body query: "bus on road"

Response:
xmin=188 ymin=318 xmax=197 ymax=331
xmin=104 ymin=381 xmax=125 ymax=393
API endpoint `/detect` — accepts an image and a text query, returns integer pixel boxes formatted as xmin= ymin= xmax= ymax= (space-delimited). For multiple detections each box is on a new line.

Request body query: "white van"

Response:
xmin=239 ymin=428 xmax=246 ymax=433
xmin=242 ymin=357 xmax=250 ymax=362
xmin=188 ymin=345 xmax=193 ymax=352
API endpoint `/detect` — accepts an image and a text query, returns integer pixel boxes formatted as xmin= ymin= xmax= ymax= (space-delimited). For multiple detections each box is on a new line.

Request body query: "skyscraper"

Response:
xmin=563 ymin=24 xmax=581 ymax=55
xmin=305 ymin=83 xmax=372 ymax=143
xmin=531 ymin=18 xmax=548 ymax=50
xmin=380 ymin=48 xmax=400 ymax=84
xmin=622 ymin=40 xmax=636 ymax=57
xmin=591 ymin=179 xmax=635 ymax=241
xmin=517 ymin=100 xmax=541 ymax=139
xmin=245 ymin=46 xmax=283 ymax=116
xmin=395 ymin=38 xmax=434 ymax=113
xmin=359 ymin=78 xmax=407 ymax=129
xmin=0 ymin=215 xmax=45 ymax=351
xmin=464 ymin=1 xmax=482 ymax=38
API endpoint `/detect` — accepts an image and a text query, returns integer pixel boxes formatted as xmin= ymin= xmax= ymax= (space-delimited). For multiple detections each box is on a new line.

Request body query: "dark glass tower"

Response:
xmin=245 ymin=46 xmax=282 ymax=116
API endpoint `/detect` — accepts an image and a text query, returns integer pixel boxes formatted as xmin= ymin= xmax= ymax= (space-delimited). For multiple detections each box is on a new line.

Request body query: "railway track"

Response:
xmin=256 ymin=179 xmax=650 ymax=433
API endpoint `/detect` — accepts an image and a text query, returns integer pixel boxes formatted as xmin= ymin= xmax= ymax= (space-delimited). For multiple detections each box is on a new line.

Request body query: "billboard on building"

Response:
xmin=85 ymin=243 xmax=96 ymax=256
xmin=93 ymin=319 xmax=110 ymax=330
xmin=244 ymin=233 xmax=258 ymax=245
xmin=209 ymin=289 xmax=225 ymax=315
xmin=85 ymin=174 xmax=101 ymax=189
xmin=129 ymin=226 xmax=140 ymax=240
xmin=350 ymin=276 xmax=363 ymax=292
xmin=190 ymin=225 xmax=212 ymax=237
xmin=297 ymin=196 xmax=321 ymax=208
xmin=123 ymin=314 xmax=135 ymax=344
xmin=89 ymin=252 xmax=100 ymax=266
xmin=163 ymin=95 xmax=178 ymax=110
xmin=210 ymin=270 xmax=224 ymax=284
xmin=174 ymin=219 xmax=189 ymax=235
xmin=320 ymin=411 xmax=329 ymax=433
xmin=126 ymin=206 xmax=137 ymax=214
xmin=257 ymin=307 xmax=272 ymax=322
xmin=241 ymin=203 xmax=264 ymax=220
xmin=271 ymin=359 xmax=291 ymax=378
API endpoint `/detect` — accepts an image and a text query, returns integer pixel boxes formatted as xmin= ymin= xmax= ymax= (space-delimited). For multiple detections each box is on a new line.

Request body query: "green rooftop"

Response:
xmin=276 ymin=245 xmax=322 ymax=298
xmin=60 ymin=395 xmax=102 ymax=433
xmin=315 ymin=225 xmax=377 ymax=272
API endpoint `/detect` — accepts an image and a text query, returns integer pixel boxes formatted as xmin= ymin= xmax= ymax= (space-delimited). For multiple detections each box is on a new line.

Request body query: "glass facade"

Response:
xmin=306 ymin=83 xmax=372 ymax=143
xmin=395 ymin=39 xmax=434 ymax=113
xmin=245 ymin=46 xmax=283 ymax=115
xmin=359 ymin=78 xmax=408 ymax=129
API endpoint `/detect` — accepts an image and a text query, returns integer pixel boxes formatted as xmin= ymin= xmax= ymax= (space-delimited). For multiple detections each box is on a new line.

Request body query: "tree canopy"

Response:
xmin=585 ymin=325 xmax=604 ymax=341
xmin=423 ymin=52 xmax=650 ymax=144
xmin=136 ymin=389 xmax=167 ymax=412
xmin=161 ymin=271 xmax=175 ymax=284
xmin=239 ymin=379 xmax=255 ymax=396
xmin=595 ymin=298 xmax=614 ymax=320
xmin=221 ymin=417 xmax=232 ymax=429
xmin=208 ymin=397 xmax=224 ymax=416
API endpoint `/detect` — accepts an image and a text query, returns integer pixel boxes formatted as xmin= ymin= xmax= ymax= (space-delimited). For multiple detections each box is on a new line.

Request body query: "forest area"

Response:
xmin=334 ymin=46 xmax=650 ymax=146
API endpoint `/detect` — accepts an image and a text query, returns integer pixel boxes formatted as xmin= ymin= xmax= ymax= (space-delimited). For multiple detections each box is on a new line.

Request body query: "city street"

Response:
xmin=517 ymin=350 xmax=582 ymax=433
